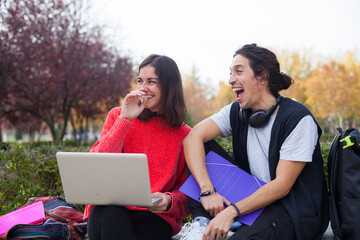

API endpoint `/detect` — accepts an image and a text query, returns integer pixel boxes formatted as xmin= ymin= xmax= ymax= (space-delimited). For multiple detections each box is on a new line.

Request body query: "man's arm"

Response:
xmin=203 ymin=159 xmax=306 ymax=240
xmin=235 ymin=159 xmax=306 ymax=214
xmin=183 ymin=118 xmax=229 ymax=216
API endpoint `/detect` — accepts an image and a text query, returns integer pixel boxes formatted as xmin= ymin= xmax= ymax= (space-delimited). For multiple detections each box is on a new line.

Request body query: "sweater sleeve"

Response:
xmin=163 ymin=145 xmax=190 ymax=218
xmin=90 ymin=107 xmax=131 ymax=153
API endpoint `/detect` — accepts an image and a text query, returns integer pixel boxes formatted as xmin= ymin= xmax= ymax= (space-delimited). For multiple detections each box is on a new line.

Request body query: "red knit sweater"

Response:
xmin=83 ymin=107 xmax=191 ymax=235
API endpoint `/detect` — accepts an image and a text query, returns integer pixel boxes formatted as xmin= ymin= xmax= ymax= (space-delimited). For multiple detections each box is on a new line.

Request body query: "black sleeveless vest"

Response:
xmin=229 ymin=97 xmax=329 ymax=240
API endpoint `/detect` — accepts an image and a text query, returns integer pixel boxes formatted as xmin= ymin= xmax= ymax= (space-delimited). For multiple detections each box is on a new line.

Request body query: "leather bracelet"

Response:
xmin=230 ymin=203 xmax=241 ymax=218
xmin=199 ymin=188 xmax=216 ymax=199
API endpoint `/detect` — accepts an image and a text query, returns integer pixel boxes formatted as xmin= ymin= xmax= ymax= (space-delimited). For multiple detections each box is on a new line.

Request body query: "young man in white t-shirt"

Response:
xmin=181 ymin=44 xmax=329 ymax=240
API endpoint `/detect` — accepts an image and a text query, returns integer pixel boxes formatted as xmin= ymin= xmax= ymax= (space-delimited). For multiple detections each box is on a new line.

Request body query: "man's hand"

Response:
xmin=201 ymin=193 xmax=230 ymax=217
xmin=202 ymin=203 xmax=237 ymax=240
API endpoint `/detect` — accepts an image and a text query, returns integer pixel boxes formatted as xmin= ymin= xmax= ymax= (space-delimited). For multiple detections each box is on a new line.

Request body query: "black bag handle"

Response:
xmin=328 ymin=128 xmax=342 ymax=239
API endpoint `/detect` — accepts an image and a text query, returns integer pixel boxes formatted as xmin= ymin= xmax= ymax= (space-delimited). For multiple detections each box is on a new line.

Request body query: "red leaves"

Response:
xmin=0 ymin=0 xmax=133 ymax=142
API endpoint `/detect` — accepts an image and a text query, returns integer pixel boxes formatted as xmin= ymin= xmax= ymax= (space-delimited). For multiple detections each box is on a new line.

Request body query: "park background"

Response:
xmin=1 ymin=0 xmax=360 ymax=215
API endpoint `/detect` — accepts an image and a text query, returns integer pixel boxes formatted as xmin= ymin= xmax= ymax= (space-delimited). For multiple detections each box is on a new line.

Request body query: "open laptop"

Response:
xmin=56 ymin=152 xmax=162 ymax=207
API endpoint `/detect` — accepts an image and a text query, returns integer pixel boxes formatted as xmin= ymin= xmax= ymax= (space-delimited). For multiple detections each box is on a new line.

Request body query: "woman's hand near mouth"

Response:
xmin=120 ymin=90 xmax=148 ymax=121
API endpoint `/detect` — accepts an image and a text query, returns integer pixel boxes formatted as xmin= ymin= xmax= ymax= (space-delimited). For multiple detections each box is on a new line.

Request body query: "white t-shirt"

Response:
xmin=210 ymin=103 xmax=318 ymax=183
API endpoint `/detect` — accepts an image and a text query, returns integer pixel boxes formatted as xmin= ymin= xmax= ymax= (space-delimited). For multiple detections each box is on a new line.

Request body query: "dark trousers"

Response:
xmin=188 ymin=140 xmax=296 ymax=240
xmin=87 ymin=205 xmax=172 ymax=240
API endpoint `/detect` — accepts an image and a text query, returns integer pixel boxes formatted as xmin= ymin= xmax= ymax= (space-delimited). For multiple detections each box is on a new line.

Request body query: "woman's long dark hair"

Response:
xmin=137 ymin=54 xmax=187 ymax=127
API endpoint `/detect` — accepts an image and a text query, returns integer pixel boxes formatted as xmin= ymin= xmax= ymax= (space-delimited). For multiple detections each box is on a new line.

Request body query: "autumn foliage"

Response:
xmin=303 ymin=54 xmax=360 ymax=130
xmin=0 ymin=0 xmax=133 ymax=143
xmin=185 ymin=50 xmax=360 ymax=134
xmin=1 ymin=1 xmax=359 ymax=142
xmin=278 ymin=51 xmax=360 ymax=132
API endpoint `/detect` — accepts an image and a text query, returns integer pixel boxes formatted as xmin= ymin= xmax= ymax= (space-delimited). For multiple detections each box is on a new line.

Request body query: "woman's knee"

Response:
xmin=101 ymin=205 xmax=130 ymax=219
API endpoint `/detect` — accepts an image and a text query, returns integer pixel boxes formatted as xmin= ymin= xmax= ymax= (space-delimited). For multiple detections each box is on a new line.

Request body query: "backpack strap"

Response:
xmin=328 ymin=131 xmax=343 ymax=239
xmin=44 ymin=209 xmax=86 ymax=240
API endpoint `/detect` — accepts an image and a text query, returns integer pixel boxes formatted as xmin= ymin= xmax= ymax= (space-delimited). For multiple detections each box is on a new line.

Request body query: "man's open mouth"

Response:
xmin=232 ymin=87 xmax=244 ymax=100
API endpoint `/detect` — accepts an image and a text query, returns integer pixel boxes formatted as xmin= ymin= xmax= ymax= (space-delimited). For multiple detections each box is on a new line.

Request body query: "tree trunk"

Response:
xmin=338 ymin=116 xmax=344 ymax=131
xmin=47 ymin=119 xmax=60 ymax=144
xmin=84 ymin=116 xmax=89 ymax=144
xmin=78 ymin=119 xmax=84 ymax=145
xmin=0 ymin=123 xmax=3 ymax=143
xmin=59 ymin=107 xmax=71 ymax=144
xmin=70 ymin=113 xmax=78 ymax=142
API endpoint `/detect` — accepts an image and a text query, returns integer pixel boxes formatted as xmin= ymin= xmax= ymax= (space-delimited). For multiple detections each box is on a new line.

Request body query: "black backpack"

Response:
xmin=328 ymin=127 xmax=360 ymax=240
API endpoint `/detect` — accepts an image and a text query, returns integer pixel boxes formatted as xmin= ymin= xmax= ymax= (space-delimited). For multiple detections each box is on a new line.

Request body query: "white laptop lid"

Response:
xmin=56 ymin=152 xmax=161 ymax=207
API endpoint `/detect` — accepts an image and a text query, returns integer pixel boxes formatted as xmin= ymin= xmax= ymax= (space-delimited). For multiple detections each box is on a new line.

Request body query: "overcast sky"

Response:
xmin=89 ymin=0 xmax=360 ymax=85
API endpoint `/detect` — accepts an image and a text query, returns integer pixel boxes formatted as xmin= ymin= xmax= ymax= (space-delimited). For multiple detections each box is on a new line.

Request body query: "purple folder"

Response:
xmin=179 ymin=151 xmax=266 ymax=226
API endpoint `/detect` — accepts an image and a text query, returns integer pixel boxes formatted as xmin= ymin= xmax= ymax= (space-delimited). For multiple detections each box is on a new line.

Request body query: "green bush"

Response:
xmin=0 ymin=143 xmax=90 ymax=216
xmin=321 ymin=141 xmax=332 ymax=187
xmin=0 ymin=139 xmax=333 ymax=218
xmin=215 ymin=137 xmax=233 ymax=158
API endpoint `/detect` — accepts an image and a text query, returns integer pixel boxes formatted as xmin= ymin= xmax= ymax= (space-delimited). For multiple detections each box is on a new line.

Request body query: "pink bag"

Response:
xmin=0 ymin=201 xmax=45 ymax=238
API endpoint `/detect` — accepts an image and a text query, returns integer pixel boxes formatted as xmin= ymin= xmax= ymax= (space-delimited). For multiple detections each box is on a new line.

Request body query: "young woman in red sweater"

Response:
xmin=85 ymin=54 xmax=191 ymax=240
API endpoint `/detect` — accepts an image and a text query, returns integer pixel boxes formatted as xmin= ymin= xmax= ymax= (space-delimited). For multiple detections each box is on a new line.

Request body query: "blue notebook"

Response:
xmin=179 ymin=151 xmax=266 ymax=225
